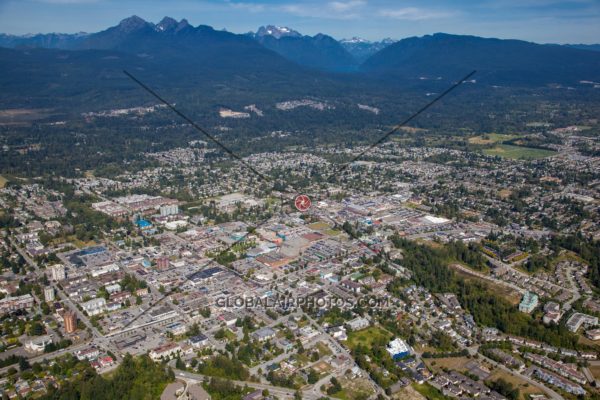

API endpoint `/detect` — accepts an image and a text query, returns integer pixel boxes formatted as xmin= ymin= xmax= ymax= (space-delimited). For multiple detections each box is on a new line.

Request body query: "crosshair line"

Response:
xmin=334 ymin=70 xmax=476 ymax=175
xmin=119 ymin=69 xmax=476 ymax=329
xmin=123 ymin=70 xmax=272 ymax=184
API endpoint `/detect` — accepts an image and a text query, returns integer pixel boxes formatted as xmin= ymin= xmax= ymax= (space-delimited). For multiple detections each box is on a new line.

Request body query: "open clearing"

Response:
xmin=450 ymin=264 xmax=521 ymax=305
xmin=308 ymin=221 xmax=331 ymax=231
xmin=487 ymin=369 xmax=544 ymax=400
xmin=345 ymin=326 xmax=392 ymax=350
xmin=483 ymin=144 xmax=556 ymax=160
xmin=333 ymin=377 xmax=375 ymax=400
xmin=393 ymin=385 xmax=426 ymax=400
xmin=411 ymin=383 xmax=446 ymax=400
xmin=0 ymin=175 xmax=7 ymax=188
xmin=0 ymin=108 xmax=56 ymax=126
xmin=423 ymin=356 xmax=471 ymax=373
xmin=468 ymin=133 xmax=518 ymax=145
xmin=589 ymin=365 xmax=600 ymax=379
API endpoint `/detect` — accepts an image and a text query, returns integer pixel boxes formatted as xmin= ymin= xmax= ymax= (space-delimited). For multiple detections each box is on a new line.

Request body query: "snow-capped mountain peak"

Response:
xmin=340 ymin=37 xmax=371 ymax=44
xmin=256 ymin=25 xmax=302 ymax=39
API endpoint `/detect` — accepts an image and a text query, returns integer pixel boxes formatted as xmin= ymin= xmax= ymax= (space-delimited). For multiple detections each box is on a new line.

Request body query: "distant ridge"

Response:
xmin=252 ymin=25 xmax=357 ymax=72
xmin=361 ymin=33 xmax=600 ymax=85
xmin=565 ymin=43 xmax=600 ymax=52
xmin=340 ymin=37 xmax=396 ymax=64
xmin=1 ymin=17 xmax=600 ymax=86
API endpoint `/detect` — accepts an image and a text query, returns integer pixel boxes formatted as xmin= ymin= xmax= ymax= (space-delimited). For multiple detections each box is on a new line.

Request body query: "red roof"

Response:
xmin=301 ymin=232 xmax=324 ymax=242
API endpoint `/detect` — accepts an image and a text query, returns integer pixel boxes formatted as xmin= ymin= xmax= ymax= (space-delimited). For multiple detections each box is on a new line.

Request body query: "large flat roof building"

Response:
xmin=387 ymin=338 xmax=412 ymax=360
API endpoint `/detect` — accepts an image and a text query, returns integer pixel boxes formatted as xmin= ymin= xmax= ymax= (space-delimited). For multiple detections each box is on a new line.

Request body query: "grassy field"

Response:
xmin=468 ymin=133 xmax=518 ymax=145
xmin=483 ymin=144 xmax=556 ymax=160
xmin=333 ymin=377 xmax=375 ymax=400
xmin=487 ymin=370 xmax=544 ymax=400
xmin=393 ymin=385 xmax=427 ymax=400
xmin=0 ymin=175 xmax=7 ymax=188
xmin=411 ymin=383 xmax=448 ymax=400
xmin=315 ymin=341 xmax=332 ymax=356
xmin=308 ymin=221 xmax=330 ymax=231
xmin=589 ymin=365 xmax=600 ymax=380
xmin=345 ymin=326 xmax=393 ymax=351
xmin=423 ymin=356 xmax=471 ymax=373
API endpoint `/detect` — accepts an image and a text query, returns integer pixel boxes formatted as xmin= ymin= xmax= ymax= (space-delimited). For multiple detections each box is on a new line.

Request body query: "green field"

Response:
xmin=483 ymin=144 xmax=556 ymax=160
xmin=0 ymin=175 xmax=7 ymax=188
xmin=308 ymin=221 xmax=330 ymax=230
xmin=345 ymin=326 xmax=393 ymax=350
xmin=412 ymin=383 xmax=449 ymax=400
xmin=468 ymin=133 xmax=518 ymax=145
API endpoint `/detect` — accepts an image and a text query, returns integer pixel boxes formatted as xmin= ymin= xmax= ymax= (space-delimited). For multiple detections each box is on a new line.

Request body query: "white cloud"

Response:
xmin=279 ymin=1 xmax=366 ymax=20
xmin=226 ymin=1 xmax=266 ymax=13
xmin=329 ymin=0 xmax=366 ymax=12
xmin=378 ymin=7 xmax=455 ymax=20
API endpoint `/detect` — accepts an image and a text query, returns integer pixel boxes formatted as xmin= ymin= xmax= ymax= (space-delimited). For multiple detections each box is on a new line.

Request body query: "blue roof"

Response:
xmin=136 ymin=219 xmax=152 ymax=228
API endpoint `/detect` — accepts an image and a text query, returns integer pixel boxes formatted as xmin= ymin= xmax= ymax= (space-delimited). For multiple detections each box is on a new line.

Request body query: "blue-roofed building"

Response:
xmin=387 ymin=338 xmax=412 ymax=360
xmin=136 ymin=219 xmax=152 ymax=229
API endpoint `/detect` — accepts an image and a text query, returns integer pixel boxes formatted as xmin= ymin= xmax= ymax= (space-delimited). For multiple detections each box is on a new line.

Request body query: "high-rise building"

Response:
xmin=44 ymin=286 xmax=55 ymax=302
xmin=50 ymin=264 xmax=66 ymax=281
xmin=160 ymin=204 xmax=179 ymax=217
xmin=63 ymin=310 xmax=77 ymax=333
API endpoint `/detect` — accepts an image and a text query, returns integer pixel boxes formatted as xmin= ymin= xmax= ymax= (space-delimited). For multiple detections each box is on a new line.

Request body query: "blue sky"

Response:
xmin=0 ymin=0 xmax=598 ymax=43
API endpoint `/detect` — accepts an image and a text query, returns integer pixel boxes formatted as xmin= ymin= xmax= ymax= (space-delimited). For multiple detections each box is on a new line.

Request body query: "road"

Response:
xmin=0 ymin=342 xmax=91 ymax=374
xmin=451 ymin=262 xmax=525 ymax=295
xmin=8 ymin=236 xmax=121 ymax=360
xmin=477 ymin=351 xmax=564 ymax=400
xmin=173 ymin=369 xmax=320 ymax=400
xmin=301 ymin=312 xmax=384 ymax=400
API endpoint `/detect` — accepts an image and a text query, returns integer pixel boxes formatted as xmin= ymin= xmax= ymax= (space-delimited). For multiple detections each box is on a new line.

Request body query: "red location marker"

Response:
xmin=294 ymin=195 xmax=312 ymax=212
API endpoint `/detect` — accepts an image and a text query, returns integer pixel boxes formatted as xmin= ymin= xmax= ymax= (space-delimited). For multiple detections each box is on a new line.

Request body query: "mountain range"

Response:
xmin=251 ymin=25 xmax=358 ymax=72
xmin=339 ymin=37 xmax=397 ymax=64
xmin=1 ymin=16 xmax=600 ymax=111
xmin=363 ymin=33 xmax=600 ymax=86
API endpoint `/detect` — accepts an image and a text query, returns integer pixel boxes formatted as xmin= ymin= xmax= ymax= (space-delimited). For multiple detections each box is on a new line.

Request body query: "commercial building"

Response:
xmin=149 ymin=342 xmax=181 ymax=361
xmin=189 ymin=334 xmax=209 ymax=348
xmin=25 ymin=335 xmax=52 ymax=352
xmin=81 ymin=297 xmax=106 ymax=316
xmin=386 ymin=338 xmax=412 ymax=360
xmin=0 ymin=294 xmax=34 ymax=315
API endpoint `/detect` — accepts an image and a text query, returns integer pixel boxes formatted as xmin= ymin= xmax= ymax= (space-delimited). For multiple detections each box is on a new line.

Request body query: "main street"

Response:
xmin=8 ymin=236 xmax=120 ymax=360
